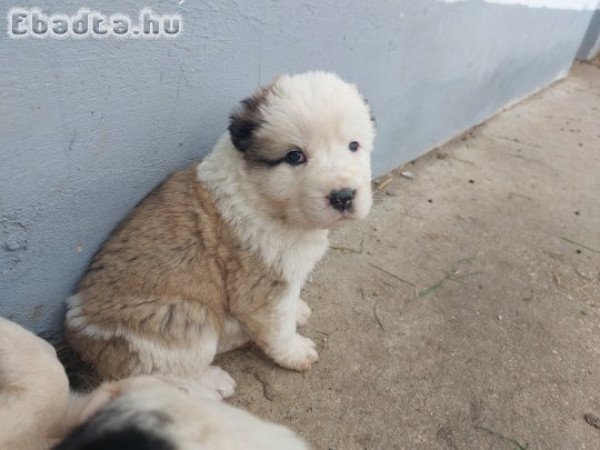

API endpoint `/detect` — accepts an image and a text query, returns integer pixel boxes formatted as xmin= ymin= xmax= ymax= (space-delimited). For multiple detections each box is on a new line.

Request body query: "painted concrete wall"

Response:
xmin=578 ymin=9 xmax=600 ymax=59
xmin=0 ymin=0 xmax=597 ymax=336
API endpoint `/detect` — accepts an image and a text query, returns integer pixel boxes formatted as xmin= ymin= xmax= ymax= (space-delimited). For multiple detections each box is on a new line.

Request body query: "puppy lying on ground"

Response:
xmin=54 ymin=376 xmax=308 ymax=450
xmin=0 ymin=318 xmax=308 ymax=450
xmin=65 ymin=71 xmax=375 ymax=397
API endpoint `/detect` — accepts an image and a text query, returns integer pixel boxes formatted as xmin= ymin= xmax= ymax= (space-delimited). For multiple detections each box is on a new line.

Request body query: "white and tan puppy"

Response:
xmin=54 ymin=376 xmax=309 ymax=450
xmin=65 ymin=71 xmax=375 ymax=397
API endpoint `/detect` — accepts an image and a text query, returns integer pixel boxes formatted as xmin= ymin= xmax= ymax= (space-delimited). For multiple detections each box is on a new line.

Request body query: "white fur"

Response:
xmin=216 ymin=315 xmax=251 ymax=353
xmin=296 ymin=299 xmax=312 ymax=327
xmin=0 ymin=318 xmax=70 ymax=450
xmin=0 ymin=318 xmax=119 ymax=449
xmin=257 ymin=279 xmax=318 ymax=371
xmin=87 ymin=376 xmax=310 ymax=450
xmin=197 ymin=138 xmax=325 ymax=370
xmin=197 ymin=72 xmax=375 ymax=373
xmin=197 ymin=133 xmax=330 ymax=283
xmin=251 ymin=72 xmax=374 ymax=230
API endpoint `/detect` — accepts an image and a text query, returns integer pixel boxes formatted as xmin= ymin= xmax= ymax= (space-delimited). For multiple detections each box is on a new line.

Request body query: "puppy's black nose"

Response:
xmin=329 ymin=188 xmax=356 ymax=212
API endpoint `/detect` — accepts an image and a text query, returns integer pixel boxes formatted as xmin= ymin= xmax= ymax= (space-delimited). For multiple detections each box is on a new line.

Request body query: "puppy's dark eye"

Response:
xmin=348 ymin=141 xmax=360 ymax=152
xmin=285 ymin=149 xmax=307 ymax=166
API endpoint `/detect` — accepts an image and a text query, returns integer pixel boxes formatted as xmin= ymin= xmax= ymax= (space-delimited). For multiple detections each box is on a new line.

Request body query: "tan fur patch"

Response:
xmin=66 ymin=168 xmax=287 ymax=380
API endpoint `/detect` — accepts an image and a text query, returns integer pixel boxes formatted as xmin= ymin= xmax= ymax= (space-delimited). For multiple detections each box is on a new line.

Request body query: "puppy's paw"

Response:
xmin=197 ymin=365 xmax=236 ymax=399
xmin=296 ymin=299 xmax=312 ymax=327
xmin=273 ymin=334 xmax=318 ymax=372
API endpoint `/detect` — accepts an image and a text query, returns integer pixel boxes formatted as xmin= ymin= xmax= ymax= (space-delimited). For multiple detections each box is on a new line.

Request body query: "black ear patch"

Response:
xmin=228 ymin=87 xmax=271 ymax=152
xmin=52 ymin=405 xmax=174 ymax=450
xmin=228 ymin=116 xmax=261 ymax=152
xmin=52 ymin=425 xmax=175 ymax=450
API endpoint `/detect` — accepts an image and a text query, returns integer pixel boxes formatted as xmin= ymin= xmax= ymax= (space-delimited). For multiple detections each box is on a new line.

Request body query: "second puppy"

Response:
xmin=65 ymin=72 xmax=375 ymax=397
xmin=54 ymin=376 xmax=308 ymax=450
xmin=0 ymin=317 xmax=308 ymax=450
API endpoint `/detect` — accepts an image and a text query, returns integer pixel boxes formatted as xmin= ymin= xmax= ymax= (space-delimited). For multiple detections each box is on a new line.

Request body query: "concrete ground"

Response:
xmin=217 ymin=60 xmax=600 ymax=449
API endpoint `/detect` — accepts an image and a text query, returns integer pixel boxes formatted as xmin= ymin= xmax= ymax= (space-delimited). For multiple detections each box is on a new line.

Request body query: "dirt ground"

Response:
xmin=216 ymin=60 xmax=600 ymax=449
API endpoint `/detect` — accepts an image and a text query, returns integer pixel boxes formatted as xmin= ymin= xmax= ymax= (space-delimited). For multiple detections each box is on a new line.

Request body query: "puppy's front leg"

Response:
xmin=235 ymin=284 xmax=318 ymax=371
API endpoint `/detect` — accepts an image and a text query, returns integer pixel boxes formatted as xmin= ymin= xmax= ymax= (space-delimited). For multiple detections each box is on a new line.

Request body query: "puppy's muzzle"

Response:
xmin=329 ymin=188 xmax=356 ymax=212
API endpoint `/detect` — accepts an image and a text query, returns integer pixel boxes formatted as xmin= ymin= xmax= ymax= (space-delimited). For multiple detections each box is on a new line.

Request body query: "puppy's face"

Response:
xmin=229 ymin=72 xmax=375 ymax=229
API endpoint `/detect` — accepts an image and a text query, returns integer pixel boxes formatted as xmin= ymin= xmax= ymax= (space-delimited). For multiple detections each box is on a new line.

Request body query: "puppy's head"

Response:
xmin=229 ymin=72 xmax=375 ymax=229
xmin=54 ymin=376 xmax=308 ymax=450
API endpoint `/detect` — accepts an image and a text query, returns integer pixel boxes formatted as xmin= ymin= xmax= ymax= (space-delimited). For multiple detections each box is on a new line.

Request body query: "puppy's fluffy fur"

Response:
xmin=0 ymin=317 xmax=71 ymax=450
xmin=54 ymin=376 xmax=308 ymax=450
xmin=0 ymin=317 xmax=127 ymax=450
xmin=0 ymin=318 xmax=308 ymax=450
xmin=65 ymin=72 xmax=375 ymax=397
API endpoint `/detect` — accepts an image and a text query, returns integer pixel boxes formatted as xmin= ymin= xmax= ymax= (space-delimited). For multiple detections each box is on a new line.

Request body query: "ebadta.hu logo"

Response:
xmin=7 ymin=8 xmax=182 ymax=38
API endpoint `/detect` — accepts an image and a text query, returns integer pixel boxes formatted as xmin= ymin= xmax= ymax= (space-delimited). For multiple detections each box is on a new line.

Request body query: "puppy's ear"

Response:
xmin=52 ymin=425 xmax=175 ymax=450
xmin=228 ymin=85 xmax=272 ymax=152
xmin=228 ymin=112 xmax=261 ymax=152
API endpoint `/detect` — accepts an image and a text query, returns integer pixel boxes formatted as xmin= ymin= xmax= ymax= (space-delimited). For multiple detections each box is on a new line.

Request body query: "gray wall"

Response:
xmin=0 ymin=0 xmax=596 ymax=336
xmin=578 ymin=9 xmax=600 ymax=59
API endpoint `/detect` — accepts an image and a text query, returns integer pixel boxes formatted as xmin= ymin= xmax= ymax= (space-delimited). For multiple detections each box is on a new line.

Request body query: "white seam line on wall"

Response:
xmin=438 ymin=0 xmax=600 ymax=10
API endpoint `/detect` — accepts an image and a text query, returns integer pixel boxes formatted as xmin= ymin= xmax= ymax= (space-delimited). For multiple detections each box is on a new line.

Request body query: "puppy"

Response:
xmin=53 ymin=376 xmax=308 ymax=450
xmin=0 ymin=317 xmax=71 ymax=450
xmin=0 ymin=318 xmax=308 ymax=450
xmin=65 ymin=71 xmax=375 ymax=397
xmin=0 ymin=317 xmax=123 ymax=450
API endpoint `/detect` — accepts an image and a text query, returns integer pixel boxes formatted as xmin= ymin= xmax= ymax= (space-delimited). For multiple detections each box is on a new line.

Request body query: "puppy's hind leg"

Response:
xmin=160 ymin=366 xmax=236 ymax=401
xmin=191 ymin=324 xmax=237 ymax=399
xmin=162 ymin=325 xmax=236 ymax=400
xmin=196 ymin=366 xmax=236 ymax=399
xmin=67 ymin=298 xmax=236 ymax=399
xmin=216 ymin=315 xmax=251 ymax=354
